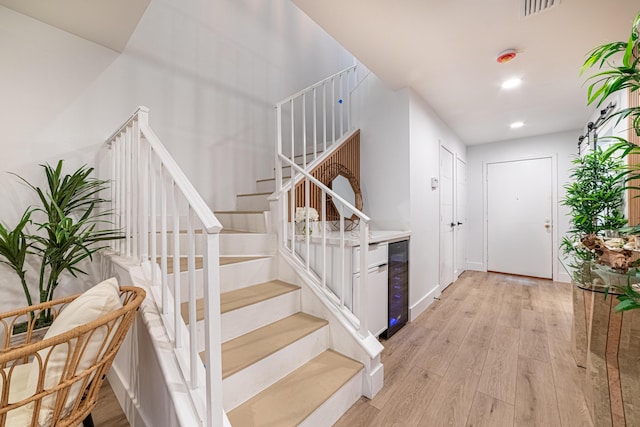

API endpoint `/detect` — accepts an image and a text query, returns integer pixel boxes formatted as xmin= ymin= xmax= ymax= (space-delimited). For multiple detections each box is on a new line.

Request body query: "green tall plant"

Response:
xmin=582 ymin=12 xmax=640 ymax=134
xmin=581 ymin=11 xmax=640 ymax=311
xmin=562 ymin=147 xmax=627 ymax=257
xmin=0 ymin=161 xmax=122 ymax=321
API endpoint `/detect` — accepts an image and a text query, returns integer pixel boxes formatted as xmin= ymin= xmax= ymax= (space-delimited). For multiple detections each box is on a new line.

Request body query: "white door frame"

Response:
xmin=439 ymin=144 xmax=455 ymax=291
xmin=455 ymin=154 xmax=466 ymax=279
xmin=482 ymin=154 xmax=559 ymax=281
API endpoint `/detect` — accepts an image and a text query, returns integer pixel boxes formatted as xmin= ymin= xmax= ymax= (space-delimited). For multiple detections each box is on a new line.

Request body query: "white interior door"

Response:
xmin=487 ymin=158 xmax=553 ymax=279
xmin=440 ymin=146 xmax=455 ymax=289
xmin=455 ymin=157 xmax=466 ymax=279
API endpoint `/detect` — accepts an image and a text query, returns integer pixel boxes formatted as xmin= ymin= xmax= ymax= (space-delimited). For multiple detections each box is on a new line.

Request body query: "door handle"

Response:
xmin=544 ymin=223 xmax=551 ymax=229
xmin=450 ymin=222 xmax=456 ymax=228
xmin=457 ymin=222 xmax=463 ymax=225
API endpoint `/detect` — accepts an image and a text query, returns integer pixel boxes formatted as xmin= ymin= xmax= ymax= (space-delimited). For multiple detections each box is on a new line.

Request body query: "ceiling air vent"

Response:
xmin=521 ymin=0 xmax=560 ymax=17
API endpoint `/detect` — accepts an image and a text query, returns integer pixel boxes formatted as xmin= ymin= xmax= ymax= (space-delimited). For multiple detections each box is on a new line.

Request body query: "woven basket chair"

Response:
xmin=0 ymin=284 xmax=145 ymax=427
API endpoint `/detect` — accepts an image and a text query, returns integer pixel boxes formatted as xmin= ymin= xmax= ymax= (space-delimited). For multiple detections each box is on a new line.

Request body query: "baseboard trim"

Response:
xmin=557 ymin=269 xmax=572 ymax=283
xmin=466 ymin=261 xmax=485 ymax=272
xmin=107 ymin=364 xmax=149 ymax=427
xmin=409 ymin=286 xmax=439 ymax=322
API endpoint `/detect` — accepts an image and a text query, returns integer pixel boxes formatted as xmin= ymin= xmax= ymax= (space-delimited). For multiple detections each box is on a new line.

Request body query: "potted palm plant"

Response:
xmin=0 ymin=160 xmax=122 ymax=330
xmin=580 ymin=11 xmax=640 ymax=311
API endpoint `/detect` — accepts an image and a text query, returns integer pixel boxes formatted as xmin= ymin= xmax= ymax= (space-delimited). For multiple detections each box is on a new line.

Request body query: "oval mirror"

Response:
xmin=331 ymin=175 xmax=356 ymax=218
xmin=320 ymin=163 xmax=362 ymax=226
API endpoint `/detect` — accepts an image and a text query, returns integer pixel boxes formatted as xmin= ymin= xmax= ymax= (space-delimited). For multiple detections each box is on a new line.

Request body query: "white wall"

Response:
xmin=352 ymin=73 xmax=467 ymax=320
xmin=466 ymin=129 xmax=579 ymax=282
xmin=0 ymin=0 xmax=354 ymax=310
xmin=408 ymin=91 xmax=466 ymax=318
xmin=352 ymin=72 xmax=410 ymax=230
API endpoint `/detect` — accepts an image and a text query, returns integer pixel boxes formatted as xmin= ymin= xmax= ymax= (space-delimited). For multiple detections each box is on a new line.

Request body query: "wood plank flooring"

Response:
xmin=94 ymin=271 xmax=592 ymax=427
xmin=335 ymin=271 xmax=593 ymax=427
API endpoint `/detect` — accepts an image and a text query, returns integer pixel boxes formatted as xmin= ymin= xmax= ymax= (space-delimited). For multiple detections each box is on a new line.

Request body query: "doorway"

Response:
xmin=486 ymin=157 xmax=554 ymax=279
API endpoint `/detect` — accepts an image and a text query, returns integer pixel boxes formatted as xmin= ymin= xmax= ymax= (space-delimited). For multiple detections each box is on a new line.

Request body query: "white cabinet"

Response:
xmin=354 ymin=263 xmax=388 ymax=337
xmin=353 ymin=242 xmax=388 ymax=337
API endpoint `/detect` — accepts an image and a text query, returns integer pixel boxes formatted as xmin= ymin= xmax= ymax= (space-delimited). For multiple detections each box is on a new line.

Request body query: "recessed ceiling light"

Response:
xmin=501 ymin=78 xmax=522 ymax=89
xmin=510 ymin=121 xmax=524 ymax=129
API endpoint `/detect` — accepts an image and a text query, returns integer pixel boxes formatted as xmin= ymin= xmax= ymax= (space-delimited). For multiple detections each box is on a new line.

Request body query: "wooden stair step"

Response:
xmin=227 ymin=350 xmax=363 ymax=426
xmin=256 ymin=176 xmax=291 ymax=183
xmin=220 ymin=280 xmax=299 ymax=314
xmin=236 ymin=192 xmax=272 ymax=197
xmin=161 ymin=255 xmax=266 ymax=274
xmin=216 ymin=312 xmax=328 ymax=379
xmin=181 ymin=280 xmax=299 ymax=322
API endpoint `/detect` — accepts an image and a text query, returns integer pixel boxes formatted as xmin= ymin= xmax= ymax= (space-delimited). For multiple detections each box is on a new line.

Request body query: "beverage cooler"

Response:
xmin=381 ymin=240 xmax=409 ymax=339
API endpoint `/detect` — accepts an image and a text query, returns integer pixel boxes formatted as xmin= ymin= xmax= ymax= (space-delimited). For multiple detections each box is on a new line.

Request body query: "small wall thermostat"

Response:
xmin=431 ymin=177 xmax=439 ymax=190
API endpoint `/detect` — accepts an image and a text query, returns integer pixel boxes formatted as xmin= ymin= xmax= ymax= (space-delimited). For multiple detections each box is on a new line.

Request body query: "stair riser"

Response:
xmin=236 ymin=194 xmax=271 ymax=211
xmin=221 ymin=290 xmax=300 ymax=342
xmin=170 ymin=257 xmax=276 ymax=301
xmin=220 ymin=257 xmax=277 ymax=293
xmin=223 ymin=326 xmax=329 ymax=411
xmin=256 ymin=179 xmax=276 ymax=193
xmin=298 ymin=369 xmax=363 ymax=427
xmin=216 ymin=212 xmax=268 ymax=233
xmin=154 ymin=234 xmax=203 ymax=255
xmin=219 ymin=233 xmax=276 ymax=256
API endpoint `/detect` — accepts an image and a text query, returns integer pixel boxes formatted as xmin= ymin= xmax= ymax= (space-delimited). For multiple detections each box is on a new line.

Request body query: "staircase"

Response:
xmin=165 ymin=172 xmax=363 ymax=425
xmin=104 ymin=65 xmax=382 ymax=426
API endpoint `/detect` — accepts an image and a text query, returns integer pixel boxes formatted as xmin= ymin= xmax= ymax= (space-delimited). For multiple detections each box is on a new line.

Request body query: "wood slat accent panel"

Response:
xmin=627 ymin=87 xmax=640 ymax=225
xmin=290 ymin=130 xmax=360 ymax=221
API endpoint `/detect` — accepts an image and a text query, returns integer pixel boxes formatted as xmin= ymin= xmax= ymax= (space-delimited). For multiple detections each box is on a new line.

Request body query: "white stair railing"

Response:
xmin=275 ymin=66 xmax=373 ymax=338
xmin=106 ymin=106 xmax=224 ymax=427
xmin=276 ymin=65 xmax=357 ymax=176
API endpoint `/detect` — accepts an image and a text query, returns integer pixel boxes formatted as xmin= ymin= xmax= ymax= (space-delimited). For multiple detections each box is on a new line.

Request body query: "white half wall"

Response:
xmin=466 ymin=129 xmax=579 ymax=282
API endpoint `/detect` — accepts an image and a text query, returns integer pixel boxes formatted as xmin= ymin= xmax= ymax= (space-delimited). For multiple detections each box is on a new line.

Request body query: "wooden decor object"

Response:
xmin=627 ymin=86 xmax=640 ymax=226
xmin=291 ymin=130 xmax=360 ymax=219
xmin=0 ymin=286 xmax=145 ymax=426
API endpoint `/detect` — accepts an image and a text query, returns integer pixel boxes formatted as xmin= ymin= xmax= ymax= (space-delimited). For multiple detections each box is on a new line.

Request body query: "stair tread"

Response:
xmin=221 ymin=280 xmax=299 ymax=313
xmin=219 ymin=312 xmax=328 ymax=379
xmin=215 ymin=210 xmax=265 ymax=214
xmin=181 ymin=280 xmax=300 ymax=322
xmin=161 ymin=255 xmax=267 ymax=273
xmin=256 ymin=176 xmax=291 ymax=183
xmin=226 ymin=350 xmax=362 ymax=427
xmin=237 ymin=192 xmax=272 ymax=197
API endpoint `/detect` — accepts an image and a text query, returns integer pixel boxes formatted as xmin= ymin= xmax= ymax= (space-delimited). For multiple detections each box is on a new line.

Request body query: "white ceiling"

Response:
xmin=292 ymin=0 xmax=640 ymax=145
xmin=0 ymin=0 xmax=150 ymax=52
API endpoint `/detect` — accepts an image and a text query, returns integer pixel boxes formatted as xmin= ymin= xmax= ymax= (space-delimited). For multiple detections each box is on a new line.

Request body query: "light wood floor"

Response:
xmin=88 ymin=380 xmax=129 ymax=427
xmin=335 ymin=270 xmax=593 ymax=427
xmin=95 ymin=271 xmax=592 ymax=427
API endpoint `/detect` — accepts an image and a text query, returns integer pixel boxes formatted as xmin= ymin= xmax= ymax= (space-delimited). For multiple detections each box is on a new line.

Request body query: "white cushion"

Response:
xmin=1 ymin=362 xmax=35 ymax=426
xmin=29 ymin=277 xmax=123 ymax=426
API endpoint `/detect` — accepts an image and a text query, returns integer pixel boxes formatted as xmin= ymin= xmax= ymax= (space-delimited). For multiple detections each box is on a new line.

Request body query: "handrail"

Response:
xmin=279 ymin=154 xmax=371 ymax=223
xmin=105 ymin=106 xmax=223 ymax=427
xmin=139 ymin=124 xmax=222 ymax=234
xmin=276 ymin=65 xmax=357 ymax=107
xmin=274 ymin=65 xmax=373 ymax=339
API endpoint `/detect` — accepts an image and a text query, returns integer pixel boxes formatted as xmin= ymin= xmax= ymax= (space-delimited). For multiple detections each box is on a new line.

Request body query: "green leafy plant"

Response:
xmin=580 ymin=11 xmax=640 ymax=311
xmin=0 ymin=160 xmax=122 ymax=324
xmin=582 ymin=12 xmax=640 ymax=134
xmin=562 ymin=147 xmax=627 ymax=245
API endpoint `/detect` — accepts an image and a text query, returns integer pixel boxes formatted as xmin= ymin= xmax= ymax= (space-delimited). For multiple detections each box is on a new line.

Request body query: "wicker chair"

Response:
xmin=0 ymin=282 xmax=145 ymax=427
